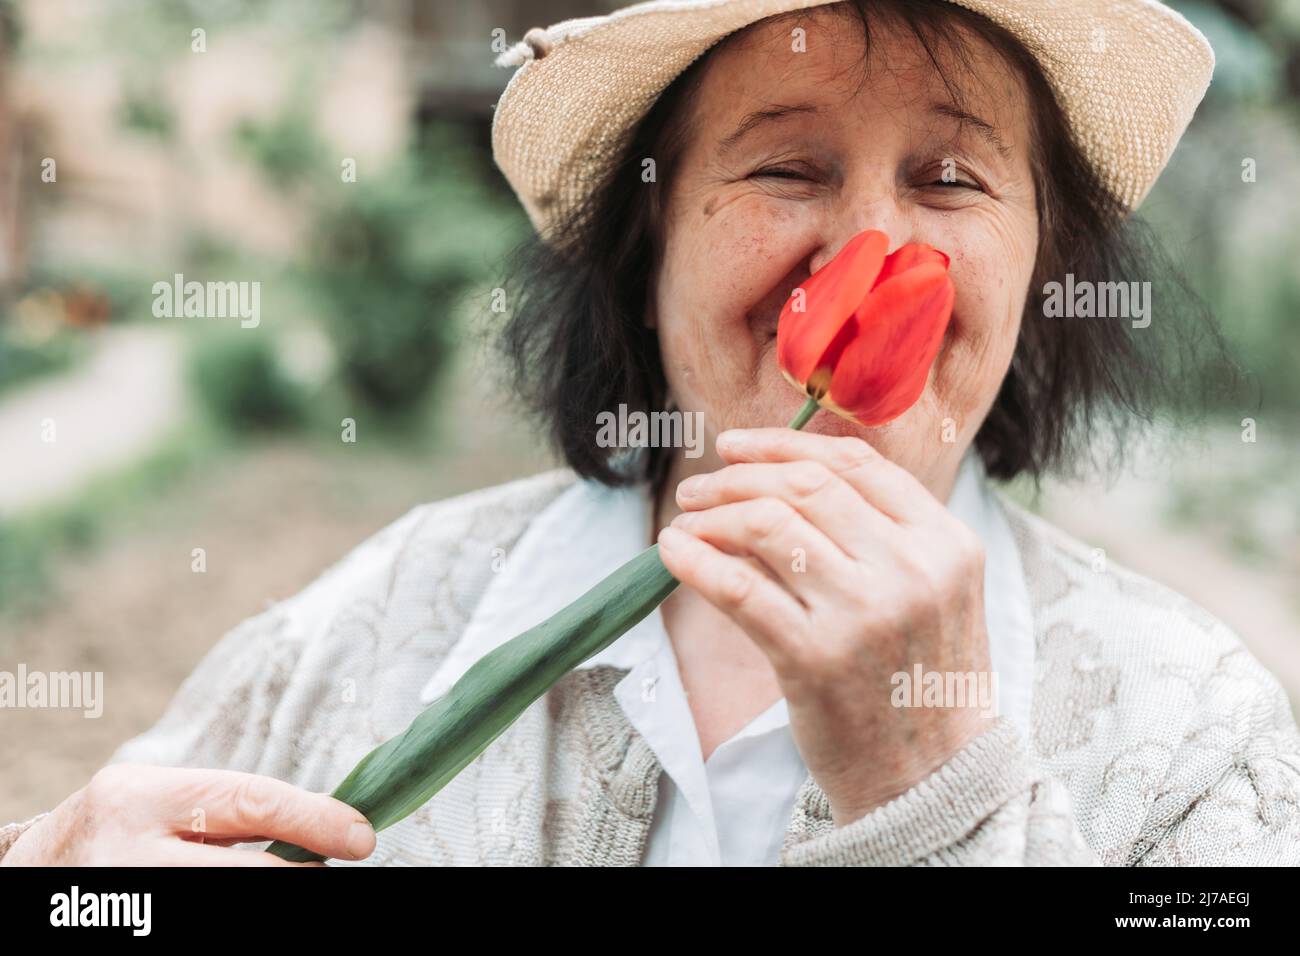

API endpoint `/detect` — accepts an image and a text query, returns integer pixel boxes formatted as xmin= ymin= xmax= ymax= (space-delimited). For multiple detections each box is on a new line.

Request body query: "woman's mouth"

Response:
xmin=747 ymin=303 xmax=782 ymax=345
xmin=749 ymin=267 xmax=812 ymax=345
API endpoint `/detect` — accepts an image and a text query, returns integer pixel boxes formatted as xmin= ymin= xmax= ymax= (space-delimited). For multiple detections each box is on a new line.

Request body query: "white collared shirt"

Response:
xmin=419 ymin=452 xmax=1035 ymax=866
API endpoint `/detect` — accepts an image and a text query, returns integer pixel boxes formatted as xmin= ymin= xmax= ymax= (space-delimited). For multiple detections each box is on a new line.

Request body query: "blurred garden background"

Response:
xmin=0 ymin=0 xmax=1298 ymax=822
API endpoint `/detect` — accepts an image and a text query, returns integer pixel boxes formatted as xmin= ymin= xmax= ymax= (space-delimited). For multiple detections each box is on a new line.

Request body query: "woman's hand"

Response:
xmin=657 ymin=428 xmax=996 ymax=827
xmin=1 ymin=765 xmax=376 ymax=866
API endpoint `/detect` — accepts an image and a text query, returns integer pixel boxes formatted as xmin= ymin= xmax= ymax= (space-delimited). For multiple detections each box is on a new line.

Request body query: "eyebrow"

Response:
xmin=716 ymin=103 xmax=820 ymax=156
xmin=715 ymin=100 xmax=1014 ymax=161
xmin=930 ymin=103 xmax=1012 ymax=159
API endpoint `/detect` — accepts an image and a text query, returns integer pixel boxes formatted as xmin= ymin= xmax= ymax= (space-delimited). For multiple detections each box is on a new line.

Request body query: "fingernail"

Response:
xmin=671 ymin=512 xmax=699 ymax=530
xmin=717 ymin=430 xmax=752 ymax=452
xmin=677 ymin=474 xmax=706 ymax=498
xmin=346 ymin=820 xmax=376 ymax=859
xmin=658 ymin=526 xmax=687 ymax=550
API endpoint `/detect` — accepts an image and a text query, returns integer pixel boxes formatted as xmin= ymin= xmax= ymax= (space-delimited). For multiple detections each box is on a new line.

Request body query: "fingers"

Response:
xmin=161 ymin=840 xmax=327 ymax=867
xmin=669 ymin=497 xmax=859 ymax=600
xmin=31 ymin=765 xmax=367 ymax=866
xmin=656 ymin=525 xmax=805 ymax=664
xmin=713 ymin=428 xmax=937 ymax=524
xmin=675 ymin=460 xmax=897 ymax=558
xmin=161 ymin=769 xmax=375 ymax=862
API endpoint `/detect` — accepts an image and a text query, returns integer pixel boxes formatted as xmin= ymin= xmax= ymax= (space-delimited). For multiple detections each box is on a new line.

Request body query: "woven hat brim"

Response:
xmin=492 ymin=0 xmax=1214 ymax=238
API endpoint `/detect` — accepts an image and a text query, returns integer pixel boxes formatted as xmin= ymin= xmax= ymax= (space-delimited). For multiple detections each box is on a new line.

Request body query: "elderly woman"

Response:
xmin=4 ymin=0 xmax=1298 ymax=867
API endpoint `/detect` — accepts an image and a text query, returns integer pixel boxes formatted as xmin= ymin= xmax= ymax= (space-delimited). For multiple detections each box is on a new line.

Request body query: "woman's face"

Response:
xmin=653 ymin=9 xmax=1039 ymax=496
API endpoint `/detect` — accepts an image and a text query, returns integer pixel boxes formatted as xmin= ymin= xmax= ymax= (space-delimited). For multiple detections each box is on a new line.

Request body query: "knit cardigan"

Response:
xmin=3 ymin=468 xmax=1299 ymax=865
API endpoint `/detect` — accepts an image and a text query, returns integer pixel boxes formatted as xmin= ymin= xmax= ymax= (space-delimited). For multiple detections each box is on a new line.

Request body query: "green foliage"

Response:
xmin=1214 ymin=250 xmax=1300 ymax=413
xmin=300 ymin=131 xmax=522 ymax=412
xmin=0 ymin=0 xmax=21 ymax=49
xmin=1154 ymin=3 xmax=1300 ymax=418
xmin=232 ymin=99 xmax=324 ymax=190
xmin=230 ymin=80 xmax=524 ymax=414
xmin=0 ymin=327 xmax=77 ymax=394
xmin=0 ymin=521 xmax=46 ymax=615
xmin=188 ymin=331 xmax=304 ymax=431
xmin=1176 ymin=2 xmax=1282 ymax=104
xmin=308 ymin=159 xmax=470 ymax=408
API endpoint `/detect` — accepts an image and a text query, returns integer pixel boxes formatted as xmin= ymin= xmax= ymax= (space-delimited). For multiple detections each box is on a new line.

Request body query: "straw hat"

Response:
xmin=490 ymin=0 xmax=1214 ymax=238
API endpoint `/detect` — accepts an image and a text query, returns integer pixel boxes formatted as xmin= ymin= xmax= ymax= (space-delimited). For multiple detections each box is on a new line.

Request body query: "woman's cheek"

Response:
xmin=656 ymin=302 xmax=748 ymax=426
xmin=926 ymin=258 xmax=1022 ymax=441
xmin=661 ymin=208 xmax=806 ymax=369
xmin=657 ymin=314 xmax=708 ymax=406
xmin=656 ymin=233 xmax=731 ymax=375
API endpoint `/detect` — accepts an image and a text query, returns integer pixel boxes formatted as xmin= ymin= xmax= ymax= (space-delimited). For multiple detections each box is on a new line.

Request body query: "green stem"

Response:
xmin=787 ymin=395 xmax=820 ymax=430
xmin=267 ymin=395 xmax=826 ymax=862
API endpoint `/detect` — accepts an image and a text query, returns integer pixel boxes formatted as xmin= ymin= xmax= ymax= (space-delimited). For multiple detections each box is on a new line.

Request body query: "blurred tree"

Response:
xmin=233 ymin=90 xmax=522 ymax=413
xmin=305 ymin=133 xmax=522 ymax=411
xmin=189 ymin=329 xmax=304 ymax=431
xmin=1201 ymin=0 xmax=1300 ymax=100
xmin=1147 ymin=2 xmax=1300 ymax=415
xmin=231 ymin=90 xmax=322 ymax=190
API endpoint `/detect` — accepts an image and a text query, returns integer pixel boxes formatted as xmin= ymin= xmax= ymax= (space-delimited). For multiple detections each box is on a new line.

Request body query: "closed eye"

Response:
xmin=751 ymin=164 xmax=815 ymax=181
xmin=918 ymin=162 xmax=988 ymax=193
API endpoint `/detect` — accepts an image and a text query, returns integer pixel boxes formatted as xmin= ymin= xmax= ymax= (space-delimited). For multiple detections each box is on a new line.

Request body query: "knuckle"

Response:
xmin=921 ymin=550 xmax=974 ymax=611
xmin=748 ymin=498 xmax=794 ymax=539
xmin=716 ymin=566 xmax=755 ymax=608
xmin=230 ymin=777 xmax=282 ymax=830
xmin=786 ymin=460 xmax=832 ymax=498
xmin=930 ymin=569 xmax=963 ymax=608
xmin=893 ymin=552 xmax=946 ymax=614
xmin=78 ymin=765 xmax=146 ymax=843
xmin=85 ymin=764 xmax=135 ymax=806
xmin=832 ymin=436 xmax=878 ymax=472
xmin=919 ymin=559 xmax=952 ymax=605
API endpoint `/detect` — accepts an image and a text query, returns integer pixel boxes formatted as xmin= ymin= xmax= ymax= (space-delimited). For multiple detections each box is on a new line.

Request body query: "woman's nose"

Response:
xmin=807 ymin=197 xmax=914 ymax=275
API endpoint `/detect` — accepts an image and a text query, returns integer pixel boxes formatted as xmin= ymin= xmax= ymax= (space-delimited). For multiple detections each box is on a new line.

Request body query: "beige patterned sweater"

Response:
xmin=4 ymin=468 xmax=1299 ymax=865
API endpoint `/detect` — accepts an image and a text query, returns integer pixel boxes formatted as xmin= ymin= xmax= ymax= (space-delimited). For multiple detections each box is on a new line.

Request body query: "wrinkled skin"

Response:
xmin=652 ymin=8 xmax=1040 ymax=825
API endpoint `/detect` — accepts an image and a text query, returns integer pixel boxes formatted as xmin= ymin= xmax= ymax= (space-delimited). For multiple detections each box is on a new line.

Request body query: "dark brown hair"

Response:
xmin=493 ymin=0 xmax=1234 ymax=490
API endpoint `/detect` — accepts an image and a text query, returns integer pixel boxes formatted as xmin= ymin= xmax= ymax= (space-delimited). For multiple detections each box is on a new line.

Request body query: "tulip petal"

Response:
xmin=827 ymin=263 xmax=955 ymax=425
xmin=870 ymin=243 xmax=950 ymax=290
xmin=777 ymin=230 xmax=888 ymax=385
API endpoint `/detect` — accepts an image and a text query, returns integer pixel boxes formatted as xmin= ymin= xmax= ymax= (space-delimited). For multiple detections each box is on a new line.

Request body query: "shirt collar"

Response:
xmin=418 ymin=453 xmax=1036 ymax=738
xmin=417 ymin=476 xmax=660 ymax=704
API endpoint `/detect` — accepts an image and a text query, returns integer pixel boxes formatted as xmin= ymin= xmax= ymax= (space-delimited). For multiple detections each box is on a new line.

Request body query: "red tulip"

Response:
xmin=777 ymin=229 xmax=955 ymax=429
